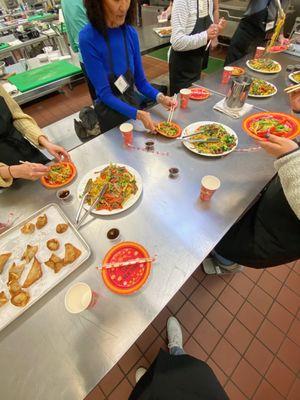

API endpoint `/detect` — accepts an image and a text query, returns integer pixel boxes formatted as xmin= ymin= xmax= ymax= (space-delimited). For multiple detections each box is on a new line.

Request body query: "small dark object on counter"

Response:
xmin=145 ymin=141 xmax=155 ymax=151
xmin=59 ymin=190 xmax=70 ymax=199
xmin=107 ymin=228 xmax=120 ymax=241
xmin=169 ymin=167 xmax=179 ymax=178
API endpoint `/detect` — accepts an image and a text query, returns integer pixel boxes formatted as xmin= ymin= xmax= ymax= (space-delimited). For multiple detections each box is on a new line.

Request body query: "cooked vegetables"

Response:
xmin=249 ymin=116 xmax=292 ymax=137
xmin=188 ymin=124 xmax=237 ymax=155
xmin=249 ymin=79 xmax=276 ymax=96
xmin=44 ymin=164 xmax=73 ymax=185
xmin=291 ymin=72 xmax=300 ymax=83
xmin=156 ymin=122 xmax=179 ymax=137
xmin=86 ymin=164 xmax=138 ymax=211
xmin=248 ymin=58 xmax=280 ymax=73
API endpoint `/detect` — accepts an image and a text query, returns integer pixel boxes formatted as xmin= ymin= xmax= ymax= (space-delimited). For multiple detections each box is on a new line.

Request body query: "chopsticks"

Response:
xmin=284 ymin=83 xmax=300 ymax=94
xmin=97 ymin=256 xmax=157 ymax=270
xmin=167 ymin=93 xmax=177 ymax=124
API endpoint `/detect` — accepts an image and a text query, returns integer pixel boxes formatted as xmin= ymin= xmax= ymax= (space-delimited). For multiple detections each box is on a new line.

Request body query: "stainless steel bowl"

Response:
xmin=0 ymin=61 xmax=6 ymax=77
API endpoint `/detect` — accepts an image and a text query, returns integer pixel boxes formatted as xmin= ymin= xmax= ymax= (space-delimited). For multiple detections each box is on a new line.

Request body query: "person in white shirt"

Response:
xmin=169 ymin=0 xmax=225 ymax=95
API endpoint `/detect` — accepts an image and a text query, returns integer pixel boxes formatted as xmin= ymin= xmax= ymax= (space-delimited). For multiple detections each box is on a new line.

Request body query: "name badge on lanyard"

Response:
xmin=114 ymin=75 xmax=130 ymax=94
xmin=265 ymin=20 xmax=275 ymax=31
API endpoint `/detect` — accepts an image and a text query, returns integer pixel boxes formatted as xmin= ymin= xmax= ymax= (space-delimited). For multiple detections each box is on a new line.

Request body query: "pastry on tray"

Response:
xmin=0 ymin=252 xmax=12 ymax=273
xmin=64 ymin=243 xmax=81 ymax=265
xmin=47 ymin=239 xmax=60 ymax=251
xmin=22 ymin=257 xmax=43 ymax=288
xmin=0 ymin=291 xmax=8 ymax=307
xmin=7 ymin=262 xmax=25 ymax=284
xmin=56 ymin=223 xmax=68 ymax=234
xmin=11 ymin=291 xmax=30 ymax=307
xmin=21 ymin=244 xmax=38 ymax=264
xmin=8 ymin=280 xmax=22 ymax=296
xmin=21 ymin=222 xmax=35 ymax=234
xmin=45 ymin=253 xmax=65 ymax=273
xmin=36 ymin=214 xmax=48 ymax=230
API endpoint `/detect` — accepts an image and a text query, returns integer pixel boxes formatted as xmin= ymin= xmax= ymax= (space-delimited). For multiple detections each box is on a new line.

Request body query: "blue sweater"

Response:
xmin=79 ymin=24 xmax=159 ymax=120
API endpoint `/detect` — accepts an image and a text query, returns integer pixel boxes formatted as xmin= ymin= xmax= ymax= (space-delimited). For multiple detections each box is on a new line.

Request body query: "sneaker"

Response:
xmin=135 ymin=367 xmax=147 ymax=383
xmin=202 ymin=257 xmax=244 ymax=275
xmin=167 ymin=316 xmax=183 ymax=350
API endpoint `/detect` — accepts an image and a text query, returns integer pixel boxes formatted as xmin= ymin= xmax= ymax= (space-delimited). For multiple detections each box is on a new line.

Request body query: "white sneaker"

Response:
xmin=135 ymin=367 xmax=147 ymax=383
xmin=202 ymin=257 xmax=244 ymax=275
xmin=167 ymin=316 xmax=183 ymax=350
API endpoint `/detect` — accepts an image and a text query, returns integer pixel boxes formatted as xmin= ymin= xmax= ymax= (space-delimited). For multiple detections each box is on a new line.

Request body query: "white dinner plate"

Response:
xmin=77 ymin=163 xmax=143 ymax=216
xmin=288 ymin=71 xmax=300 ymax=84
xmin=246 ymin=59 xmax=282 ymax=74
xmin=248 ymin=80 xmax=277 ymax=98
xmin=181 ymin=121 xmax=238 ymax=157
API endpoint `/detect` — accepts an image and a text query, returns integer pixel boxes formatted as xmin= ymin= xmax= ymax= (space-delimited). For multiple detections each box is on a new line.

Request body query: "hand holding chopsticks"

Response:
xmin=167 ymin=93 xmax=177 ymax=124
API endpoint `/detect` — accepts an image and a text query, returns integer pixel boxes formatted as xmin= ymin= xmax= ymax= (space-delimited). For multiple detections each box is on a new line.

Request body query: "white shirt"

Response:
xmin=171 ymin=0 xmax=214 ymax=52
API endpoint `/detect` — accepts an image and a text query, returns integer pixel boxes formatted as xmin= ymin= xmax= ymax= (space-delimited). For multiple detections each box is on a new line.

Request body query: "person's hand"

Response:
xmin=158 ymin=95 xmax=178 ymax=110
xmin=44 ymin=142 xmax=71 ymax=162
xmin=211 ymin=37 xmax=219 ymax=49
xmin=218 ymin=17 xmax=227 ymax=31
xmin=278 ymin=34 xmax=290 ymax=46
xmin=207 ymin=24 xmax=219 ymax=40
xmin=256 ymin=134 xmax=299 ymax=158
xmin=137 ymin=110 xmax=156 ymax=132
xmin=11 ymin=162 xmax=50 ymax=180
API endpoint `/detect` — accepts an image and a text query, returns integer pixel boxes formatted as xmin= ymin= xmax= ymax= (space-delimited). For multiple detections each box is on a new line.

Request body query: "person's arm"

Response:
xmin=213 ymin=0 xmax=219 ymax=23
xmin=62 ymin=0 xmax=88 ymax=54
xmin=79 ymin=29 xmax=138 ymax=120
xmin=0 ymin=163 xmax=13 ymax=188
xmin=0 ymin=162 xmax=50 ymax=188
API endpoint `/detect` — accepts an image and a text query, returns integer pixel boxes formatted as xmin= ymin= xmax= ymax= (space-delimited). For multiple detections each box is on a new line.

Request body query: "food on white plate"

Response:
xmin=22 ymin=257 xmax=43 ymax=288
xmin=56 ymin=223 xmax=69 ymax=234
xmin=21 ymin=222 xmax=35 ymax=234
xmin=36 ymin=214 xmax=48 ymax=230
xmin=0 ymin=252 xmax=12 ymax=273
xmin=45 ymin=253 xmax=65 ymax=273
xmin=11 ymin=290 xmax=30 ymax=308
xmin=21 ymin=244 xmax=38 ymax=264
xmin=64 ymin=243 xmax=82 ymax=265
xmin=248 ymin=58 xmax=281 ymax=73
xmin=7 ymin=262 xmax=25 ymax=284
xmin=0 ymin=291 xmax=8 ymax=307
xmin=249 ymin=79 xmax=276 ymax=96
xmin=47 ymin=239 xmax=60 ymax=251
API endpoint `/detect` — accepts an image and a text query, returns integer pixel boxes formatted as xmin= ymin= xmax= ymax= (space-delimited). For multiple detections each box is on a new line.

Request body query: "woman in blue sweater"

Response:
xmin=79 ymin=0 xmax=175 ymax=133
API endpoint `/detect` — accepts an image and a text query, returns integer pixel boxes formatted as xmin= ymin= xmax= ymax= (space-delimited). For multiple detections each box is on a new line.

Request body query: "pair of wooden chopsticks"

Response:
xmin=284 ymin=83 xmax=300 ymax=94
xmin=167 ymin=94 xmax=177 ymax=124
xmin=97 ymin=255 xmax=157 ymax=270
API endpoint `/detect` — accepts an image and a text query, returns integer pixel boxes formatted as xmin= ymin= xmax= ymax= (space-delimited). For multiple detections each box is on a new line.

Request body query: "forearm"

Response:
xmin=213 ymin=0 xmax=219 ymax=23
xmin=0 ymin=164 xmax=13 ymax=187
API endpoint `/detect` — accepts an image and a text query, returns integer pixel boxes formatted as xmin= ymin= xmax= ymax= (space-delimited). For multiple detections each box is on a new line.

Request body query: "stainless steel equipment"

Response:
xmin=224 ymin=75 xmax=252 ymax=111
xmin=0 ymin=59 xmax=5 ymax=75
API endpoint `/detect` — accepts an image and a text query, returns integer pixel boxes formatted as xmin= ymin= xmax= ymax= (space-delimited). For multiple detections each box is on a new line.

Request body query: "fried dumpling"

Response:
xmin=8 ymin=280 xmax=22 ymax=296
xmin=45 ymin=253 xmax=65 ymax=273
xmin=7 ymin=262 xmax=25 ymax=284
xmin=63 ymin=243 xmax=81 ymax=265
xmin=21 ymin=244 xmax=38 ymax=264
xmin=21 ymin=223 xmax=35 ymax=234
xmin=11 ymin=291 xmax=30 ymax=307
xmin=56 ymin=223 xmax=68 ymax=234
xmin=0 ymin=252 xmax=11 ymax=273
xmin=36 ymin=214 xmax=48 ymax=230
xmin=47 ymin=239 xmax=59 ymax=251
xmin=22 ymin=257 xmax=43 ymax=288
xmin=0 ymin=291 xmax=8 ymax=307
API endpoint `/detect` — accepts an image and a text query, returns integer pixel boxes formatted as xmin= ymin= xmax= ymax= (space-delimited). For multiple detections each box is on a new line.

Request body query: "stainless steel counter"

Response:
xmin=194 ymin=51 xmax=300 ymax=113
xmin=0 ymin=31 xmax=57 ymax=56
xmin=0 ymin=91 xmax=275 ymax=400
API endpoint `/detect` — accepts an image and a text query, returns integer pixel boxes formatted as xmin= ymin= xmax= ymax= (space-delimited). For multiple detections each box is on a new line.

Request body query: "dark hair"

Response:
xmin=84 ymin=0 xmax=136 ymax=35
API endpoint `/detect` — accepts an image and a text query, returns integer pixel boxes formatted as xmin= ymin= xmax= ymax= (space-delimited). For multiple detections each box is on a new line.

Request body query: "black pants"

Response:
xmin=80 ymin=62 xmax=97 ymax=102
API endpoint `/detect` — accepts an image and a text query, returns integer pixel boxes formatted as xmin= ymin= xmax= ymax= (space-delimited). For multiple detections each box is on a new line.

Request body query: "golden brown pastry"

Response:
xmin=11 ymin=291 xmax=30 ymax=307
xmin=0 ymin=252 xmax=12 ymax=273
xmin=8 ymin=280 xmax=22 ymax=296
xmin=36 ymin=214 xmax=48 ymax=230
xmin=45 ymin=253 xmax=65 ymax=273
xmin=7 ymin=262 xmax=25 ymax=284
xmin=63 ymin=243 xmax=81 ymax=265
xmin=0 ymin=291 xmax=8 ymax=307
xmin=46 ymin=239 xmax=60 ymax=251
xmin=21 ymin=244 xmax=38 ymax=264
xmin=22 ymin=257 xmax=43 ymax=288
xmin=56 ymin=223 xmax=69 ymax=234
xmin=21 ymin=223 xmax=35 ymax=234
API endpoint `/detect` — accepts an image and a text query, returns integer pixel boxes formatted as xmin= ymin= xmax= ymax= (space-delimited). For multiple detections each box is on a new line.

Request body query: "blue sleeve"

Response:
xmin=79 ymin=28 xmax=138 ymax=120
xmin=130 ymin=27 xmax=159 ymax=101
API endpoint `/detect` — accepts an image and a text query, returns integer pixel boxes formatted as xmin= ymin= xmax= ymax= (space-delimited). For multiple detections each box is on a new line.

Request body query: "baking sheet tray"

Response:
xmin=0 ymin=203 xmax=91 ymax=331
xmin=152 ymin=27 xmax=172 ymax=37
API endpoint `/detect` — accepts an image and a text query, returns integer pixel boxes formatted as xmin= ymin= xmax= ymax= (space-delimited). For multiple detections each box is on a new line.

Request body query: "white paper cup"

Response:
xmin=65 ymin=282 xmax=92 ymax=314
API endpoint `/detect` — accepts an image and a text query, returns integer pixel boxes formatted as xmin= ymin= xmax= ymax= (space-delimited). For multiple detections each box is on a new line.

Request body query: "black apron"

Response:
xmin=94 ymin=27 xmax=141 ymax=133
xmin=129 ymin=349 xmax=229 ymax=400
xmin=224 ymin=6 xmax=270 ymax=65
xmin=0 ymin=96 xmax=48 ymax=166
xmin=215 ymin=174 xmax=300 ymax=268
xmin=169 ymin=0 xmax=212 ymax=95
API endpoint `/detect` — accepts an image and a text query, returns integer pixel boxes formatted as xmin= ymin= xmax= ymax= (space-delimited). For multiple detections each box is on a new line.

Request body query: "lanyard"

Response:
xmin=104 ymin=26 xmax=130 ymax=76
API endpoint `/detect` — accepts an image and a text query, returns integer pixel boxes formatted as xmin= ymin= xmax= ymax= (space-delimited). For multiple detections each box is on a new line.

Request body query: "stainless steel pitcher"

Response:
xmin=225 ymin=76 xmax=253 ymax=111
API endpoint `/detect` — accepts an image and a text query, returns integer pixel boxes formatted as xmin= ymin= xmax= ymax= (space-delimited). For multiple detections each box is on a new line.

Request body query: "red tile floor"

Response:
xmin=20 ymin=53 xmax=300 ymax=400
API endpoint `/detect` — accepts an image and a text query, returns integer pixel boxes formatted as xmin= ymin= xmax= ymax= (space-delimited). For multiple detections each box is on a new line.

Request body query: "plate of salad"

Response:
xmin=243 ymin=112 xmax=300 ymax=140
xmin=77 ymin=163 xmax=143 ymax=215
xmin=289 ymin=71 xmax=300 ymax=84
xmin=40 ymin=162 xmax=77 ymax=188
xmin=181 ymin=121 xmax=238 ymax=157
xmin=155 ymin=121 xmax=182 ymax=138
xmin=246 ymin=58 xmax=281 ymax=74
xmin=248 ymin=79 xmax=277 ymax=98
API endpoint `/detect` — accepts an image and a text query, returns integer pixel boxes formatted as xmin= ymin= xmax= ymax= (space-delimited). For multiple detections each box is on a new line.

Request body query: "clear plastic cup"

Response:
xmin=120 ymin=123 xmax=133 ymax=146
xmin=200 ymin=175 xmax=221 ymax=201
xmin=221 ymin=67 xmax=234 ymax=84
xmin=180 ymin=89 xmax=191 ymax=109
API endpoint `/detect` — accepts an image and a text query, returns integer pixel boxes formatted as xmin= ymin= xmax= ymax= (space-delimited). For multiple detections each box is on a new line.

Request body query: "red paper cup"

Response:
xmin=200 ymin=175 xmax=221 ymax=201
xmin=254 ymin=46 xmax=265 ymax=59
xmin=180 ymin=88 xmax=191 ymax=109
xmin=221 ymin=67 xmax=233 ymax=84
xmin=120 ymin=123 xmax=133 ymax=146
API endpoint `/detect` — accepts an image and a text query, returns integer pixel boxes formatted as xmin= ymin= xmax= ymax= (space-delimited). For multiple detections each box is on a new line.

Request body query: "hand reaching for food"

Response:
xmin=257 ymin=134 xmax=299 ymax=158
xmin=10 ymin=162 xmax=50 ymax=181
xmin=158 ymin=95 xmax=178 ymax=110
xmin=137 ymin=110 xmax=156 ymax=132
xmin=38 ymin=136 xmax=71 ymax=162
